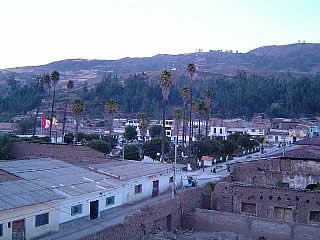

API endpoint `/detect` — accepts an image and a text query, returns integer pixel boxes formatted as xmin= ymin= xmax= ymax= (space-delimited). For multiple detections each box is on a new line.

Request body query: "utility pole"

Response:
xmin=122 ymin=140 xmax=125 ymax=160
xmin=172 ymin=143 xmax=177 ymax=199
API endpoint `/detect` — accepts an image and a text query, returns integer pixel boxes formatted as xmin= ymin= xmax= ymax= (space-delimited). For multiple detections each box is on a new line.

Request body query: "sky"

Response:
xmin=0 ymin=0 xmax=319 ymax=69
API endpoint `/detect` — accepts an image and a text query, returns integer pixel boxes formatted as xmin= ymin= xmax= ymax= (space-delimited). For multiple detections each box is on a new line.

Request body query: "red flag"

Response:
xmin=42 ymin=116 xmax=46 ymax=128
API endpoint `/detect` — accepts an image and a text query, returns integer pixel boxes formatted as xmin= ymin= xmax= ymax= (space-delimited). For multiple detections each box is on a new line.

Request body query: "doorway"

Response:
xmin=12 ymin=219 xmax=25 ymax=240
xmin=90 ymin=200 xmax=99 ymax=220
xmin=152 ymin=180 xmax=159 ymax=197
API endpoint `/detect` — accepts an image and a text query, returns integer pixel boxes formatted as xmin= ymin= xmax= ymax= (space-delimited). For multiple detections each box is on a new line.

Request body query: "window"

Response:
xmin=35 ymin=213 xmax=49 ymax=227
xmin=274 ymin=207 xmax=293 ymax=221
xmin=220 ymin=129 xmax=222 ymax=134
xmin=252 ymin=129 xmax=256 ymax=132
xmin=214 ymin=128 xmax=216 ymax=133
xmin=71 ymin=204 xmax=82 ymax=216
xmin=241 ymin=203 xmax=256 ymax=216
xmin=0 ymin=224 xmax=3 ymax=236
xmin=169 ymin=176 xmax=173 ymax=183
xmin=310 ymin=211 xmax=320 ymax=222
xmin=106 ymin=196 xmax=115 ymax=206
xmin=135 ymin=184 xmax=142 ymax=194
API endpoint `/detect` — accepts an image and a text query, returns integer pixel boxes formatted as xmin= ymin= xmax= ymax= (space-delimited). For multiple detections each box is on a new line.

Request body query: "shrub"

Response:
xmin=87 ymin=140 xmax=111 ymax=154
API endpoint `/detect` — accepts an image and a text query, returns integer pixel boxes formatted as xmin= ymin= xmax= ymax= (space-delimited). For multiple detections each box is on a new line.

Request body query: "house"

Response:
xmin=0 ymin=170 xmax=64 ymax=240
xmin=0 ymin=158 xmax=183 ymax=227
xmin=89 ymin=160 xmax=183 ymax=203
xmin=201 ymin=156 xmax=213 ymax=167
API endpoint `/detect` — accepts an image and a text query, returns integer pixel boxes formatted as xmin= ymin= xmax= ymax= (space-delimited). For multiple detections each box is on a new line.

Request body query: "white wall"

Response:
xmin=57 ymin=188 xmax=124 ymax=224
xmin=0 ymin=203 xmax=59 ymax=240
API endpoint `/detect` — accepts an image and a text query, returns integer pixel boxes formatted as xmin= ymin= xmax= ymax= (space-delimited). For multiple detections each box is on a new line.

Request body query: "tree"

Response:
xmin=204 ymin=88 xmax=213 ymax=137
xmin=0 ymin=135 xmax=11 ymax=160
xmin=137 ymin=112 xmax=149 ymax=159
xmin=187 ymin=63 xmax=196 ymax=164
xmin=124 ymin=145 xmax=140 ymax=160
xmin=159 ymin=70 xmax=173 ymax=161
xmin=87 ymin=139 xmax=112 ymax=154
xmin=18 ymin=118 xmax=34 ymax=135
xmin=173 ymin=108 xmax=183 ymax=147
xmin=49 ymin=70 xmax=60 ymax=142
xmin=143 ymin=137 xmax=170 ymax=160
xmin=149 ymin=125 xmax=162 ymax=138
xmin=104 ymin=99 xmax=119 ymax=133
xmin=180 ymin=87 xmax=191 ymax=145
xmin=71 ymin=99 xmax=85 ymax=141
xmin=32 ymin=75 xmax=48 ymax=136
xmin=62 ymin=80 xmax=74 ymax=142
xmin=124 ymin=125 xmax=137 ymax=141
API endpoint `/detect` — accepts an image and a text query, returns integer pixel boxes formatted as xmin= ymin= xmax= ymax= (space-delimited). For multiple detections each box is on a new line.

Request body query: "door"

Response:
xmin=12 ymin=219 xmax=25 ymax=240
xmin=152 ymin=180 xmax=159 ymax=197
xmin=90 ymin=200 xmax=99 ymax=220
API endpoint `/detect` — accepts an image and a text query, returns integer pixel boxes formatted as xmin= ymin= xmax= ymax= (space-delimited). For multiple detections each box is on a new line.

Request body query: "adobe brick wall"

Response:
xmin=185 ymin=209 xmax=320 ymax=240
xmin=8 ymin=142 xmax=106 ymax=164
xmin=229 ymin=158 xmax=320 ymax=188
xmin=213 ymin=182 xmax=320 ymax=225
xmin=79 ymin=186 xmax=210 ymax=240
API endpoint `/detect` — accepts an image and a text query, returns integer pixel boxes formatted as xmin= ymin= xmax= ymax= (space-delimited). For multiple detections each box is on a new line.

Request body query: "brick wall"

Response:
xmin=8 ymin=142 xmax=106 ymax=164
xmin=229 ymin=158 xmax=320 ymax=189
xmin=79 ymin=186 xmax=210 ymax=240
xmin=184 ymin=209 xmax=320 ymax=240
xmin=213 ymin=182 xmax=320 ymax=225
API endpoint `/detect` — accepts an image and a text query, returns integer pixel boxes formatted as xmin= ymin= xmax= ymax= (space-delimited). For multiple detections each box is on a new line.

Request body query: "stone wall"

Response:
xmin=80 ymin=186 xmax=210 ymax=240
xmin=213 ymin=182 xmax=320 ymax=225
xmin=229 ymin=158 xmax=320 ymax=189
xmin=8 ymin=142 xmax=106 ymax=164
xmin=184 ymin=209 xmax=320 ymax=240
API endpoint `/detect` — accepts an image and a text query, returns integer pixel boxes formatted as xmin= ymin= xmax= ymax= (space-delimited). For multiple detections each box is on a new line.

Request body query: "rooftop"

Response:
xmin=89 ymin=160 xmax=182 ymax=181
xmin=0 ymin=158 xmax=121 ymax=198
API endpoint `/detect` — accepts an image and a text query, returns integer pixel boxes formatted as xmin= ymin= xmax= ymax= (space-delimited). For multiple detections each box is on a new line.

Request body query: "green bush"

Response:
xmin=87 ymin=140 xmax=111 ymax=154
xmin=124 ymin=145 xmax=140 ymax=160
xmin=0 ymin=135 xmax=11 ymax=160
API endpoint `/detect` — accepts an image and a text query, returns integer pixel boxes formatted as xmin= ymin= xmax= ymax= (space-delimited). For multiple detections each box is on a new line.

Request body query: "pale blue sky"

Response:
xmin=0 ymin=0 xmax=319 ymax=68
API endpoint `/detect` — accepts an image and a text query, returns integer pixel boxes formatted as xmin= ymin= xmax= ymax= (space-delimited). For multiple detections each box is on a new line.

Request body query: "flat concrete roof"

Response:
xmin=89 ymin=160 xmax=182 ymax=181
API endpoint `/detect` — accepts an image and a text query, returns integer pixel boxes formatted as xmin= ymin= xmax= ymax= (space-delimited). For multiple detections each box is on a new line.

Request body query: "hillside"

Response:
xmin=1 ymin=43 xmax=320 ymax=87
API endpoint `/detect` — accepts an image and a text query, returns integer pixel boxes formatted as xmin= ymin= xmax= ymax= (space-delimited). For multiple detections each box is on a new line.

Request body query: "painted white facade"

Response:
xmin=209 ymin=126 xmax=227 ymax=139
xmin=0 ymin=203 xmax=60 ymax=240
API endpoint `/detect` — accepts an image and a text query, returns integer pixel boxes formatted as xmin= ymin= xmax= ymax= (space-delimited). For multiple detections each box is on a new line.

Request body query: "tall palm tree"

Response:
xmin=204 ymin=88 xmax=213 ymax=137
xmin=62 ymin=80 xmax=74 ymax=142
xmin=49 ymin=70 xmax=60 ymax=142
xmin=187 ymin=63 xmax=196 ymax=164
xmin=196 ymin=99 xmax=208 ymax=140
xmin=32 ymin=74 xmax=50 ymax=136
xmin=72 ymin=99 xmax=85 ymax=141
xmin=137 ymin=112 xmax=149 ymax=159
xmin=104 ymin=99 xmax=119 ymax=134
xmin=160 ymin=70 xmax=173 ymax=161
xmin=180 ymin=87 xmax=191 ymax=146
xmin=173 ymin=108 xmax=183 ymax=147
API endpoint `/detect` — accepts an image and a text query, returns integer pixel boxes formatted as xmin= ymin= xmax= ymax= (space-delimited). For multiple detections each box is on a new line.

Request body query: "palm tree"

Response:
xmin=137 ymin=112 xmax=149 ymax=159
xmin=72 ymin=99 xmax=85 ymax=141
xmin=49 ymin=70 xmax=60 ymax=142
xmin=187 ymin=63 xmax=196 ymax=164
xmin=173 ymin=108 xmax=183 ymax=147
xmin=204 ymin=88 xmax=213 ymax=137
xmin=104 ymin=99 xmax=119 ymax=134
xmin=62 ymin=80 xmax=74 ymax=142
xmin=160 ymin=70 xmax=173 ymax=161
xmin=32 ymin=74 xmax=50 ymax=136
xmin=180 ymin=87 xmax=191 ymax=146
xmin=196 ymin=99 xmax=208 ymax=140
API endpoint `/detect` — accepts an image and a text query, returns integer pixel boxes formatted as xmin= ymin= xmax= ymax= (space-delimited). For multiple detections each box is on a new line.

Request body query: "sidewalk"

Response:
xmin=40 ymin=192 xmax=173 ymax=240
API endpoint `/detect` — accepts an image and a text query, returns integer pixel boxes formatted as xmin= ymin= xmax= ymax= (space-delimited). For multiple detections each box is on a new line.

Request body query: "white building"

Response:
xmin=0 ymin=158 xmax=183 ymax=228
xmin=0 ymin=171 xmax=64 ymax=240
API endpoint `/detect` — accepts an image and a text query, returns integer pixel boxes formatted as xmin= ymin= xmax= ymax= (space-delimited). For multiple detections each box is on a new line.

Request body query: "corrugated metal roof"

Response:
xmin=0 ymin=180 xmax=64 ymax=211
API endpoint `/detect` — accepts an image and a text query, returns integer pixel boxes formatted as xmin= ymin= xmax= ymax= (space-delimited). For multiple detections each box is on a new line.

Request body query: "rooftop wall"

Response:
xmin=8 ymin=142 xmax=106 ymax=164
